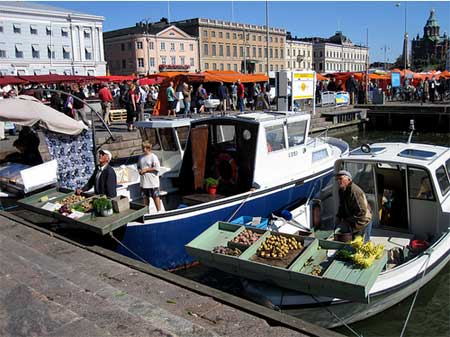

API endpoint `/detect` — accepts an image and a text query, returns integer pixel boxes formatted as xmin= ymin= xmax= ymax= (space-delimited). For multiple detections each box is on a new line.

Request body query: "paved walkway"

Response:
xmin=0 ymin=212 xmax=342 ymax=337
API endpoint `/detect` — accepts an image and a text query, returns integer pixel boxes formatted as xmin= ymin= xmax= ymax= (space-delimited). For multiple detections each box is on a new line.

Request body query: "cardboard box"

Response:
xmin=112 ymin=196 xmax=130 ymax=213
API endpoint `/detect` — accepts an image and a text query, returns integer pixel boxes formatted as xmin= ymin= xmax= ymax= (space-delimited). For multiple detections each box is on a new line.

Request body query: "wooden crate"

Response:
xmin=110 ymin=109 xmax=127 ymax=122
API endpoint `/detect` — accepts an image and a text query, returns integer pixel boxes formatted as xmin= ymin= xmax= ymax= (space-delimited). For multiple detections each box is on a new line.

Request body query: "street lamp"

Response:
xmin=396 ymin=2 xmax=408 ymax=69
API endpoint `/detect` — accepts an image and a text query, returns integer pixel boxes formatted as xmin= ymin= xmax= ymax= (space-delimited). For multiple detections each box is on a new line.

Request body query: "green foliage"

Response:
xmin=93 ymin=197 xmax=112 ymax=213
xmin=204 ymin=177 xmax=219 ymax=188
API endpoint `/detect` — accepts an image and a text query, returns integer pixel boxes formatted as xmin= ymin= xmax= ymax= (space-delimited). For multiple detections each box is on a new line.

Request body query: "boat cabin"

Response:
xmin=335 ymin=143 xmax=450 ymax=241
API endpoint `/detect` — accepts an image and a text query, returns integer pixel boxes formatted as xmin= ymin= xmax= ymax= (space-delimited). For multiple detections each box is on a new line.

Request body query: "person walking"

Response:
xmin=98 ymin=83 xmax=113 ymax=126
xmin=218 ymin=81 xmax=228 ymax=115
xmin=72 ymin=85 xmax=90 ymax=127
xmin=137 ymin=141 xmax=161 ymax=212
xmin=429 ymin=76 xmax=437 ymax=103
xmin=237 ymin=79 xmax=245 ymax=112
xmin=231 ymin=82 xmax=238 ymax=111
xmin=182 ymin=83 xmax=193 ymax=116
xmin=126 ymin=82 xmax=139 ymax=131
xmin=166 ymin=81 xmax=176 ymax=116
xmin=345 ymin=75 xmax=357 ymax=105
xmin=138 ymin=84 xmax=148 ymax=121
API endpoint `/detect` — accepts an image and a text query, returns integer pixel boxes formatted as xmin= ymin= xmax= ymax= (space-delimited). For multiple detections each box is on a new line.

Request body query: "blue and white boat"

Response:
xmin=117 ymin=112 xmax=349 ymax=269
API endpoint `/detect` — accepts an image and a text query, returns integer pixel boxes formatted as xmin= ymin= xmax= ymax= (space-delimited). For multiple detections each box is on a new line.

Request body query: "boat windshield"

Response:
xmin=436 ymin=165 xmax=450 ymax=196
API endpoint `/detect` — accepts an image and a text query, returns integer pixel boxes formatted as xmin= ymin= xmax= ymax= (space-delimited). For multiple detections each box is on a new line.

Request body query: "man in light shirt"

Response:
xmin=137 ymin=141 xmax=161 ymax=212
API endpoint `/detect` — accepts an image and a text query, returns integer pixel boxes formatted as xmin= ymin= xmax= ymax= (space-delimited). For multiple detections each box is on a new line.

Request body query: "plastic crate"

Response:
xmin=231 ymin=216 xmax=268 ymax=229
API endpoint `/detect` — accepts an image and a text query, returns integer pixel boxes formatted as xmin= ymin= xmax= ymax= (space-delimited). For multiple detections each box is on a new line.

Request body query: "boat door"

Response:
xmin=407 ymin=167 xmax=439 ymax=239
xmin=190 ymin=126 xmax=209 ymax=190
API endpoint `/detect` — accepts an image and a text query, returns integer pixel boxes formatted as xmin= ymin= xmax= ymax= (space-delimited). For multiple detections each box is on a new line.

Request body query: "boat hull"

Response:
xmin=244 ymin=233 xmax=450 ymax=328
xmin=117 ymin=170 xmax=333 ymax=269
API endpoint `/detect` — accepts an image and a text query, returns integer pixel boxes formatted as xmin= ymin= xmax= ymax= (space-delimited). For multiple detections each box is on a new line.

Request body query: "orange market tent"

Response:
xmin=152 ymin=71 xmax=269 ymax=115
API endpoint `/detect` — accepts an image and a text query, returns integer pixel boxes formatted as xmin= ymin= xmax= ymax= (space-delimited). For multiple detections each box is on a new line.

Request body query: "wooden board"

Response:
xmin=17 ymin=187 xmax=147 ymax=235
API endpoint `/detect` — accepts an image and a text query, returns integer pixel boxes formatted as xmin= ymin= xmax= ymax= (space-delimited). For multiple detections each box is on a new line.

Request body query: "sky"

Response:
xmin=42 ymin=1 xmax=450 ymax=63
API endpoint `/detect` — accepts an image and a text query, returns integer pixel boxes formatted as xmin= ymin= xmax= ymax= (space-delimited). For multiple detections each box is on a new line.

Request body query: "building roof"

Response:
xmin=425 ymin=8 xmax=440 ymax=28
xmin=104 ymin=20 xmax=194 ymax=39
xmin=0 ymin=1 xmax=102 ymax=19
xmin=328 ymin=31 xmax=353 ymax=45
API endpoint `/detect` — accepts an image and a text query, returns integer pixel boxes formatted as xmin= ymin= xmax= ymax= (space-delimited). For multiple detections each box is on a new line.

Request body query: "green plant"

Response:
xmin=93 ymin=197 xmax=112 ymax=214
xmin=204 ymin=177 xmax=219 ymax=188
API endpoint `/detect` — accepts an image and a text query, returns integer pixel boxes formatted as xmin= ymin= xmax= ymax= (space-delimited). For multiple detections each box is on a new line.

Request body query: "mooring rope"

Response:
xmin=311 ymin=295 xmax=363 ymax=337
xmin=109 ymin=232 xmax=150 ymax=265
xmin=399 ymin=251 xmax=432 ymax=337
xmin=226 ymin=190 xmax=254 ymax=222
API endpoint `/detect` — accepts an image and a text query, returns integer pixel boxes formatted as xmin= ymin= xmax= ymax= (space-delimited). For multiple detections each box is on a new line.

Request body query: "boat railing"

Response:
xmin=308 ymin=129 xmax=328 ymax=147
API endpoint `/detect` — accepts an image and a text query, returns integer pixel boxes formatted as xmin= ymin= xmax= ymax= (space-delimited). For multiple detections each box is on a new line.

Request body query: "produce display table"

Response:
xmin=18 ymin=187 xmax=147 ymax=235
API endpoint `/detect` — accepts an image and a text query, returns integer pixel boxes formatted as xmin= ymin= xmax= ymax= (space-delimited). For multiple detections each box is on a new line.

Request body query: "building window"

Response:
xmin=61 ymin=28 xmax=68 ymax=37
xmin=252 ymin=34 xmax=256 ymax=41
xmin=253 ymin=46 xmax=256 ymax=57
xmin=0 ymin=45 xmax=6 ymax=58
xmin=170 ymin=56 xmax=176 ymax=64
xmin=212 ymin=44 xmax=216 ymax=56
xmin=47 ymin=46 xmax=55 ymax=59
xmin=239 ymin=46 xmax=243 ymax=57
xmin=127 ymin=42 xmax=132 ymax=50
xmin=170 ymin=42 xmax=175 ymax=51
xmin=15 ymin=44 xmax=23 ymax=58
xmin=121 ymin=43 xmax=125 ymax=51
xmin=275 ymin=65 xmax=279 ymax=71
xmin=288 ymin=61 xmax=290 ymax=68
xmin=219 ymin=44 xmax=223 ymax=56
xmin=219 ymin=32 xmax=223 ymax=38
xmin=161 ymin=56 xmax=166 ymax=64
xmin=85 ymin=48 xmax=92 ymax=60
xmin=63 ymin=46 xmax=70 ymax=59
xmin=84 ymin=30 xmax=90 ymax=38
xmin=270 ymin=37 xmax=273 ymax=42
xmin=46 ymin=26 xmax=51 ymax=36
xmin=180 ymin=43 xmax=184 ymax=51
xmin=227 ymin=63 xmax=231 ymax=70
xmin=180 ymin=56 xmax=185 ymax=65
xmin=246 ymin=46 xmax=250 ymax=57
xmin=280 ymin=49 xmax=283 ymax=58
xmin=189 ymin=43 xmax=194 ymax=51
xmin=258 ymin=35 xmax=262 ymax=42
xmin=212 ymin=63 xmax=217 ymax=70
xmin=233 ymin=33 xmax=237 ymax=39
xmin=275 ymin=37 xmax=278 ymax=43
xmin=270 ymin=48 xmax=273 ymax=58
xmin=150 ymin=57 xmax=155 ymax=67
xmin=205 ymin=62 xmax=209 ymax=69
xmin=137 ymin=41 xmax=143 ymax=49
xmin=160 ymin=42 xmax=165 ymax=50
xmin=203 ymin=43 xmax=208 ymax=56
xmin=13 ymin=24 xmax=21 ymax=34
xmin=259 ymin=64 xmax=262 ymax=72
xmin=149 ymin=41 xmax=154 ymax=50
xmin=258 ymin=47 xmax=262 ymax=58
xmin=32 ymin=45 xmax=40 ymax=58
xmin=138 ymin=58 xmax=144 ymax=67
xmin=204 ymin=30 xmax=208 ymax=37
xmin=30 ymin=25 xmax=38 ymax=35
xmin=122 ymin=59 xmax=126 ymax=69
xmin=275 ymin=49 xmax=278 ymax=59
xmin=220 ymin=63 xmax=224 ymax=70
xmin=233 ymin=45 xmax=237 ymax=57
xmin=270 ymin=64 xmax=273 ymax=71
xmin=0 ymin=24 xmax=3 ymax=33
xmin=226 ymin=32 xmax=230 ymax=39
xmin=233 ymin=64 xmax=238 ymax=71
xmin=226 ymin=45 xmax=230 ymax=57
xmin=190 ymin=57 xmax=194 ymax=66
xmin=211 ymin=31 xmax=216 ymax=38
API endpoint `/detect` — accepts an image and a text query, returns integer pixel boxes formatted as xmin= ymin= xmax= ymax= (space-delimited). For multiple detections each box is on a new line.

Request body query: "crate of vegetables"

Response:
xmin=227 ymin=228 xmax=265 ymax=252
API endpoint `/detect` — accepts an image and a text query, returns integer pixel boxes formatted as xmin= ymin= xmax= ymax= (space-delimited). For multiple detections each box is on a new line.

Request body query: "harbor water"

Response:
xmin=177 ymin=128 xmax=450 ymax=337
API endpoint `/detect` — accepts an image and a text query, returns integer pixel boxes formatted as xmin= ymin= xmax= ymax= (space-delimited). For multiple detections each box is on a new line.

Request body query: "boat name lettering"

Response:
xmin=288 ymin=151 xmax=298 ymax=158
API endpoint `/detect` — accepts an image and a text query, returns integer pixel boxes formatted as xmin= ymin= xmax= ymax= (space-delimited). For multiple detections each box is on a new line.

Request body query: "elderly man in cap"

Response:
xmin=335 ymin=170 xmax=372 ymax=242
xmin=76 ymin=149 xmax=117 ymax=198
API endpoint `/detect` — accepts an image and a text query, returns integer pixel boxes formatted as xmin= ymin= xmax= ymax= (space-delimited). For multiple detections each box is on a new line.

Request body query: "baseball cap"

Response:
xmin=98 ymin=149 xmax=112 ymax=160
xmin=335 ymin=170 xmax=352 ymax=179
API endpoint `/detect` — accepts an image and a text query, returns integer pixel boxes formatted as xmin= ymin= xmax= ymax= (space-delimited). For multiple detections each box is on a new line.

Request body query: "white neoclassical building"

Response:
xmin=285 ymin=34 xmax=313 ymax=71
xmin=0 ymin=2 xmax=106 ymax=76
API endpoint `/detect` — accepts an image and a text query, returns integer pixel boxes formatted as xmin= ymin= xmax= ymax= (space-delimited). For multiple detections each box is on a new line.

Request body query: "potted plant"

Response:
xmin=204 ymin=177 xmax=219 ymax=196
xmin=93 ymin=197 xmax=113 ymax=217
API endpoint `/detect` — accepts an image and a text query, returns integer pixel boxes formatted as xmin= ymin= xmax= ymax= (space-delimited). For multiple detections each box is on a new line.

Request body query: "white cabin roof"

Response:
xmin=237 ymin=111 xmax=310 ymax=125
xmin=135 ymin=118 xmax=191 ymax=129
xmin=347 ymin=142 xmax=450 ymax=170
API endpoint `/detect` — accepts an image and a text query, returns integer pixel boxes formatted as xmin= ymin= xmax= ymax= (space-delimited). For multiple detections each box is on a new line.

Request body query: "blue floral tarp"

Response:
xmin=44 ymin=129 xmax=95 ymax=190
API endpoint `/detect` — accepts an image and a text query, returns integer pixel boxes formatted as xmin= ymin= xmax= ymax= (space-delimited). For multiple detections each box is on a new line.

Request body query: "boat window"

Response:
xmin=408 ymin=167 xmax=435 ymax=201
xmin=344 ymin=162 xmax=375 ymax=194
xmin=312 ymin=149 xmax=329 ymax=162
xmin=265 ymin=125 xmax=285 ymax=152
xmin=398 ymin=149 xmax=437 ymax=160
xmin=159 ymin=128 xmax=177 ymax=151
xmin=436 ymin=165 xmax=450 ymax=196
xmin=141 ymin=128 xmax=161 ymax=150
xmin=215 ymin=125 xmax=235 ymax=144
xmin=287 ymin=121 xmax=307 ymax=147
xmin=176 ymin=126 xmax=189 ymax=150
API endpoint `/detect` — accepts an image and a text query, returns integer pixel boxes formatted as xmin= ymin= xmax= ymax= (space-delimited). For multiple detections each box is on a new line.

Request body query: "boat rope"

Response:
xmin=311 ymin=295 xmax=363 ymax=337
xmin=226 ymin=190 xmax=254 ymax=222
xmin=399 ymin=251 xmax=432 ymax=337
xmin=109 ymin=232 xmax=150 ymax=265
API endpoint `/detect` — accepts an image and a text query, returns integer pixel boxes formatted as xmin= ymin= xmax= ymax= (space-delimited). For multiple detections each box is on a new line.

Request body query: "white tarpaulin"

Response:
xmin=0 ymin=95 xmax=87 ymax=135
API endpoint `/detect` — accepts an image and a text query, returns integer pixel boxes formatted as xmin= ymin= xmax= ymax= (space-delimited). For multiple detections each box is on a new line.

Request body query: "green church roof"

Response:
xmin=425 ymin=8 xmax=440 ymax=28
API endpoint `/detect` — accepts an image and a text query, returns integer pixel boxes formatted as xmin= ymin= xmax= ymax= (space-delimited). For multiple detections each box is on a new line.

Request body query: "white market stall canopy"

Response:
xmin=0 ymin=95 xmax=87 ymax=135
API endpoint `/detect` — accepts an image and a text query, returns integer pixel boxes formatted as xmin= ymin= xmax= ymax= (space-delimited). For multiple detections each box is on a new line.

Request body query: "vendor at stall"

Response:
xmin=76 ymin=149 xmax=117 ymax=198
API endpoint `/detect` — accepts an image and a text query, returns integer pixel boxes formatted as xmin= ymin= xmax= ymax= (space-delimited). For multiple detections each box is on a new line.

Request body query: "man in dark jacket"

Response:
xmin=335 ymin=170 xmax=372 ymax=242
xmin=345 ymin=75 xmax=357 ymax=104
xmin=217 ymin=81 xmax=228 ymax=115
xmin=76 ymin=149 xmax=117 ymax=198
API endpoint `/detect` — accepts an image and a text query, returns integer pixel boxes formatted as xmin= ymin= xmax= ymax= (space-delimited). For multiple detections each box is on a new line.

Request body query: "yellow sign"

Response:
xmin=292 ymin=71 xmax=315 ymax=100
